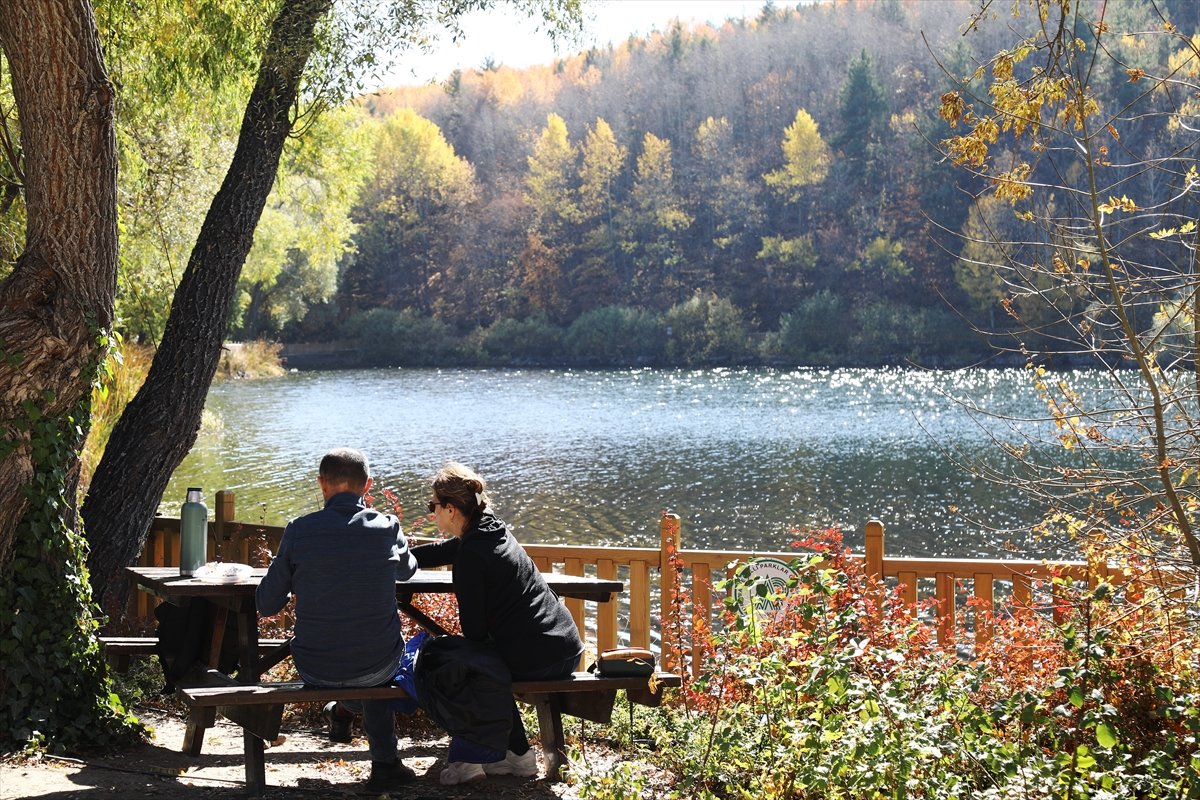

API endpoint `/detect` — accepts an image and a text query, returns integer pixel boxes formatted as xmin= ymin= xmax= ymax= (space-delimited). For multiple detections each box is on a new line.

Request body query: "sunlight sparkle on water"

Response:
xmin=166 ymin=367 xmax=1117 ymax=560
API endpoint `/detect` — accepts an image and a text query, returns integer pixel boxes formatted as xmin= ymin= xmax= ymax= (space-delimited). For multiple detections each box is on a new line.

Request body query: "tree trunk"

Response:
xmin=0 ymin=0 xmax=117 ymax=575
xmin=82 ymin=0 xmax=333 ymax=606
xmin=0 ymin=0 xmax=140 ymax=748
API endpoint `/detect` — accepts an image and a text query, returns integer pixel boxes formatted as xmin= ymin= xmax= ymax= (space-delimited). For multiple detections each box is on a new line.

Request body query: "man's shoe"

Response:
xmin=482 ymin=749 xmax=538 ymax=777
xmin=363 ymin=759 xmax=417 ymax=793
xmin=322 ymin=701 xmax=353 ymax=744
xmin=439 ymin=761 xmax=486 ymax=785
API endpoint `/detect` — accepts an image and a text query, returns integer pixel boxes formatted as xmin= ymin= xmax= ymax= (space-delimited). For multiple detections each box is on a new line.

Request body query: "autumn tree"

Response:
xmin=939 ymin=0 xmax=1200 ymax=579
xmin=573 ymin=117 xmax=627 ymax=313
xmin=620 ymin=132 xmax=692 ymax=310
xmin=764 ymin=108 xmax=830 ymax=206
xmin=522 ymin=113 xmax=578 ymax=320
xmin=237 ymin=106 xmax=375 ymax=338
xmin=342 ymin=108 xmax=478 ymax=316
xmin=690 ymin=116 xmax=765 ymax=307
xmin=754 ymin=108 xmax=830 ymax=323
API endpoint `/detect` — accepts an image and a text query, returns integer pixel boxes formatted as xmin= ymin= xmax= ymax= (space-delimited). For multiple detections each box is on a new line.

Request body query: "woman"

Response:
xmin=413 ymin=461 xmax=584 ymax=785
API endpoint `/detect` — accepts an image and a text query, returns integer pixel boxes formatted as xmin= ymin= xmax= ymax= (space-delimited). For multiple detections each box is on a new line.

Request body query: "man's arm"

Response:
xmin=393 ymin=523 xmax=418 ymax=581
xmin=255 ymin=529 xmax=294 ymax=616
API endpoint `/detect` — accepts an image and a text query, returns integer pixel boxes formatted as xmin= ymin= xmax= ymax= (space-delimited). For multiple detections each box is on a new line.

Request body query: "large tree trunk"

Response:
xmin=0 ymin=1 xmax=117 ymax=575
xmin=0 ymin=0 xmax=140 ymax=748
xmin=82 ymin=0 xmax=333 ymax=606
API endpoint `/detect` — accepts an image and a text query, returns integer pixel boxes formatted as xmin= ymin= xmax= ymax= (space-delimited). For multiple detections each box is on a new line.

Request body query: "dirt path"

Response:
xmin=0 ymin=705 xmax=618 ymax=799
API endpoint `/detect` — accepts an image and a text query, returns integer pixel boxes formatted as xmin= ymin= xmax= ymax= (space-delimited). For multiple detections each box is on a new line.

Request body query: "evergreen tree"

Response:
xmin=833 ymin=49 xmax=888 ymax=185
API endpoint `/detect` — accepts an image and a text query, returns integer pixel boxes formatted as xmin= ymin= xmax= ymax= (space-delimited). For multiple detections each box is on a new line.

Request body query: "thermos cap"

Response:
xmin=186 ymin=488 xmax=204 ymax=502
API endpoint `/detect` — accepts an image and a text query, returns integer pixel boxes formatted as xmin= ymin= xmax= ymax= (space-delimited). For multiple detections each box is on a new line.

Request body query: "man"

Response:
xmin=257 ymin=447 xmax=419 ymax=793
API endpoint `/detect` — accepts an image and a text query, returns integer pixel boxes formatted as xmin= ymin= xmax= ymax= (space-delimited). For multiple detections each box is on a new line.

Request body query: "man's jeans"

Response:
xmin=304 ymin=659 xmax=399 ymax=763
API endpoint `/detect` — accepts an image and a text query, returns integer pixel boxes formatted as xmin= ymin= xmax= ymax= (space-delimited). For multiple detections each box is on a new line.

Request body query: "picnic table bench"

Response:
xmin=178 ymin=667 xmax=683 ymax=792
xmin=99 ymin=636 xmax=290 ymax=672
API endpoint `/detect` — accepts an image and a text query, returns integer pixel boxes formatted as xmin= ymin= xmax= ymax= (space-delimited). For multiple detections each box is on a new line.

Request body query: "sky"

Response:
xmin=375 ymin=0 xmax=767 ymax=89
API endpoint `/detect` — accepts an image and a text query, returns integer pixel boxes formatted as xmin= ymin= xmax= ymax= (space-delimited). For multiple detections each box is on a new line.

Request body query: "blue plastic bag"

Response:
xmin=388 ymin=630 xmax=426 ymax=713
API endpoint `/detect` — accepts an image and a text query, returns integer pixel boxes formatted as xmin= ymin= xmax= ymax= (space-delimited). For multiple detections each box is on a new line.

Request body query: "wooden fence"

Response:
xmin=130 ymin=491 xmax=1132 ymax=677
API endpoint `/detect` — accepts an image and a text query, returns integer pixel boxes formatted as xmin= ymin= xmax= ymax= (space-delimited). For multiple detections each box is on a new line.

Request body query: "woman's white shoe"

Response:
xmin=439 ymin=761 xmax=486 ymax=785
xmin=482 ymin=749 xmax=539 ymax=777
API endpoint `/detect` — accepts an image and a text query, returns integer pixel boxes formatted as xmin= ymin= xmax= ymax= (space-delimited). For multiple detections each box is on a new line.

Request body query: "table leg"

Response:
xmin=397 ymin=598 xmax=450 ymax=636
xmin=182 ymin=708 xmax=213 ymax=757
xmin=532 ymin=695 xmax=567 ymax=782
xmin=182 ymin=600 xmax=230 ymax=755
xmin=206 ymin=605 xmax=229 ymax=668
xmin=237 ymin=609 xmax=268 ymax=796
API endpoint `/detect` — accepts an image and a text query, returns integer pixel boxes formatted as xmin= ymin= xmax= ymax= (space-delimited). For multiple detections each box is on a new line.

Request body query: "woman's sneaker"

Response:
xmin=439 ymin=761 xmax=486 ymax=785
xmin=482 ymin=749 xmax=538 ymax=777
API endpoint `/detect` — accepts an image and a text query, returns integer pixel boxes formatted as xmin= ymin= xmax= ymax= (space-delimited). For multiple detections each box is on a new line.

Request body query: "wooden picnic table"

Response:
xmin=124 ymin=564 xmax=626 ymax=795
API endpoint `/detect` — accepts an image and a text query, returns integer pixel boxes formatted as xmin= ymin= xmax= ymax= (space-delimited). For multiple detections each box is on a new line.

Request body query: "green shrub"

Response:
xmin=344 ymin=308 xmax=456 ymax=367
xmin=772 ymin=290 xmax=852 ymax=365
xmin=565 ymin=305 xmax=665 ymax=365
xmin=663 ymin=293 xmax=752 ymax=366
xmin=851 ymin=298 xmax=905 ymax=364
xmin=474 ymin=315 xmax=564 ymax=365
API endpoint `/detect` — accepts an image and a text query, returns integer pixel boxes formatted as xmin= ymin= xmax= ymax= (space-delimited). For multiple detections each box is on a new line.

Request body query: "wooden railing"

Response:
xmin=131 ymin=491 xmax=1127 ymax=677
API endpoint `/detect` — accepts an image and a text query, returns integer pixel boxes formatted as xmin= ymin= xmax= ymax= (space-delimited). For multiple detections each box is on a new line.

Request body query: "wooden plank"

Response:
xmin=691 ymin=562 xmax=712 ymax=679
xmin=973 ymin=572 xmax=994 ymax=648
xmin=596 ymin=559 xmax=618 ymax=655
xmin=100 ymin=637 xmax=288 ymax=654
xmin=629 ymin=560 xmax=650 ymax=649
xmin=935 ymin=572 xmax=955 ymax=646
xmin=898 ymin=570 xmax=917 ymax=608
xmin=181 ymin=671 xmax=682 ymax=706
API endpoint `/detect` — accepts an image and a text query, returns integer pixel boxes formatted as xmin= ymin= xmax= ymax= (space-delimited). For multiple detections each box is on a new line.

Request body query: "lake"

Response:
xmin=163 ymin=366 xmax=1099 ymax=560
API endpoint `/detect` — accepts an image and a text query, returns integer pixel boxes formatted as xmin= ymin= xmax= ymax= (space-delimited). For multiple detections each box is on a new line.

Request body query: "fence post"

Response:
xmin=865 ymin=519 xmax=884 ymax=619
xmin=1086 ymin=528 xmax=1109 ymax=589
xmin=215 ymin=490 xmax=235 ymax=562
xmin=936 ymin=572 xmax=956 ymax=645
xmin=659 ymin=513 xmax=682 ymax=672
xmin=973 ymin=572 xmax=994 ymax=648
xmin=596 ymin=557 xmax=618 ymax=655
xmin=691 ymin=562 xmax=712 ymax=679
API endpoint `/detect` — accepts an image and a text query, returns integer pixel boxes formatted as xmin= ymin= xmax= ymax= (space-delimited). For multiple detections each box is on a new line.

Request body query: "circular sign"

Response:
xmin=738 ymin=557 xmax=799 ymax=621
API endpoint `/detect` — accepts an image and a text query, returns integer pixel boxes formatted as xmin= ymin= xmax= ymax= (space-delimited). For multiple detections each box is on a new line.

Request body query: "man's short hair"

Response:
xmin=319 ymin=448 xmax=370 ymax=489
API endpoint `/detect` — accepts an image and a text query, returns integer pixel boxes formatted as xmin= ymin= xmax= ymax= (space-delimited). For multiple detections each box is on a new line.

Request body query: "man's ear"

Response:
xmin=363 ymin=476 xmax=373 ymax=494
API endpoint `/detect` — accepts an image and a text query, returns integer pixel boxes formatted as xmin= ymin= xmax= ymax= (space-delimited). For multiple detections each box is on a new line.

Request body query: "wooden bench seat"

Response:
xmin=177 ymin=669 xmax=682 ymax=794
xmin=99 ymin=635 xmax=289 ymax=672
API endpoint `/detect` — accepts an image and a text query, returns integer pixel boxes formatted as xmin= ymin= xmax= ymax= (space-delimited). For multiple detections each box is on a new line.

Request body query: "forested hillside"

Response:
xmin=330 ymin=0 xmax=995 ymax=367
xmin=8 ymin=0 xmax=1196 ymax=368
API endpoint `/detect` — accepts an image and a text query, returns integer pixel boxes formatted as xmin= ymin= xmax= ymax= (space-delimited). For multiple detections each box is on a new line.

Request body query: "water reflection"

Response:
xmin=164 ymin=367 xmax=1107 ymax=559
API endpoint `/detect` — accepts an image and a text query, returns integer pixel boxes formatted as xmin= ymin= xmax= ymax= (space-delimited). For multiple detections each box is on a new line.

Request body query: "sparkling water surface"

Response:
xmin=165 ymin=367 xmax=1112 ymax=559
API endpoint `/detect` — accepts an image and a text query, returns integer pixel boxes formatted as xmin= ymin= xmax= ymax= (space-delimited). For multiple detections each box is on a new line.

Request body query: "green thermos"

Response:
xmin=180 ymin=487 xmax=208 ymax=576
